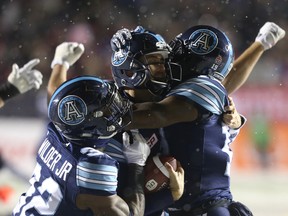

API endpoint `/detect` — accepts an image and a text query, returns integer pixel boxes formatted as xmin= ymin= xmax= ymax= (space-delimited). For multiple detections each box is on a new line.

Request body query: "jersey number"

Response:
xmin=13 ymin=163 xmax=63 ymax=215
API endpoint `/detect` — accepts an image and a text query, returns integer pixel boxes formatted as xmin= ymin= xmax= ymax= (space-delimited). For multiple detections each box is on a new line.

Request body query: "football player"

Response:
xmin=109 ymin=22 xmax=285 ymax=216
xmin=12 ymin=75 xmax=152 ymax=216
xmin=0 ymin=59 xmax=43 ymax=108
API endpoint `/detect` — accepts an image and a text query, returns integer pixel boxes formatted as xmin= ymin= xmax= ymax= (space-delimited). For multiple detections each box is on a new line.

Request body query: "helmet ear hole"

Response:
xmin=124 ymin=70 xmax=134 ymax=78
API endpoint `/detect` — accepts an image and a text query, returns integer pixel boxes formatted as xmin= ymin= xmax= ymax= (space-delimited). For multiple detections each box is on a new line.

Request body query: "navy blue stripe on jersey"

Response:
xmin=167 ymin=76 xmax=227 ymax=115
xmin=77 ymin=161 xmax=118 ymax=192
xmin=103 ymin=139 xmax=126 ymax=163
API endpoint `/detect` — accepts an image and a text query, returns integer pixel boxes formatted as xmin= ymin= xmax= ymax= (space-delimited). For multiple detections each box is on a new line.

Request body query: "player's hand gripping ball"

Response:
xmin=144 ymin=155 xmax=177 ymax=193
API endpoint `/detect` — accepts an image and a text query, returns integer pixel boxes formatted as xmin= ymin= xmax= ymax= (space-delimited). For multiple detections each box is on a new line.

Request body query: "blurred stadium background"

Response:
xmin=0 ymin=0 xmax=287 ymax=215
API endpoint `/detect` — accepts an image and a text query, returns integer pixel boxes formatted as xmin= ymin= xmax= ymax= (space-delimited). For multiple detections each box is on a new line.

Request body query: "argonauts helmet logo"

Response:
xmin=58 ymin=95 xmax=87 ymax=125
xmin=188 ymin=29 xmax=218 ymax=55
xmin=111 ymin=47 xmax=129 ymax=66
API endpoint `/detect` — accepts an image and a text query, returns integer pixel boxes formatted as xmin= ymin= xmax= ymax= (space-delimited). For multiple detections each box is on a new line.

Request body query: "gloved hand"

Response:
xmin=122 ymin=129 xmax=151 ymax=166
xmin=110 ymin=26 xmax=147 ymax=51
xmin=51 ymin=42 xmax=85 ymax=69
xmin=110 ymin=28 xmax=132 ymax=51
xmin=255 ymin=22 xmax=286 ymax=50
xmin=8 ymin=59 xmax=43 ymax=93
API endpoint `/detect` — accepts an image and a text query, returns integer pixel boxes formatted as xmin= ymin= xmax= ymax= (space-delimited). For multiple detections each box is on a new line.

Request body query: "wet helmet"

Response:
xmin=48 ymin=76 xmax=132 ymax=144
xmin=111 ymin=26 xmax=181 ymax=96
xmin=169 ymin=25 xmax=234 ymax=82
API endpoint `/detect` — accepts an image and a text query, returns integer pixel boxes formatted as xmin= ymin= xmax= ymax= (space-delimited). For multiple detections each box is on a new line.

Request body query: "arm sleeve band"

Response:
xmin=0 ymin=81 xmax=20 ymax=101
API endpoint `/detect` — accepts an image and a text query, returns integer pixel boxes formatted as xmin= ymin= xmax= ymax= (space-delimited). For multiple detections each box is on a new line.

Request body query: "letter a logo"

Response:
xmin=191 ymin=33 xmax=210 ymax=51
xmin=58 ymin=95 xmax=87 ymax=125
xmin=189 ymin=28 xmax=218 ymax=55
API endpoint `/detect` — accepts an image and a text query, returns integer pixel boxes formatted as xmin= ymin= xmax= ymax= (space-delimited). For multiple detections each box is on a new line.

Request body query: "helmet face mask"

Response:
xmin=169 ymin=25 xmax=234 ymax=82
xmin=48 ymin=76 xmax=132 ymax=146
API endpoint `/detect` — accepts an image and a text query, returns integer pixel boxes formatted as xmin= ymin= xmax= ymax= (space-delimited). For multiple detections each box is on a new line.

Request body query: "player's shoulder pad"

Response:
xmin=77 ymin=147 xmax=119 ymax=194
xmin=102 ymin=137 xmax=126 ymax=163
xmin=167 ymin=76 xmax=228 ymax=115
xmin=168 ymin=76 xmax=226 ymax=96
xmin=79 ymin=147 xmax=119 ymax=168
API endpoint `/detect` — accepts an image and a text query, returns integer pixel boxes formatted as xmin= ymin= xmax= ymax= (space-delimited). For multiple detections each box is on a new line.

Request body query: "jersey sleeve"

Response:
xmin=103 ymin=137 xmax=127 ymax=163
xmin=77 ymin=147 xmax=119 ymax=196
xmin=167 ymin=77 xmax=228 ymax=115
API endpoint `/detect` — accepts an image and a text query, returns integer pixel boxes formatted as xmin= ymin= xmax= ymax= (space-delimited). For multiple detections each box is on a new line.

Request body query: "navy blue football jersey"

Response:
xmin=13 ymin=123 xmax=119 ymax=216
xmin=164 ymin=76 xmax=238 ymax=209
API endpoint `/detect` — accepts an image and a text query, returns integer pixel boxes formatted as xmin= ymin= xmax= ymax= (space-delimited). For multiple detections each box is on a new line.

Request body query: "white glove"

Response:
xmin=110 ymin=26 xmax=147 ymax=51
xmin=51 ymin=42 xmax=85 ymax=69
xmin=255 ymin=22 xmax=286 ymax=50
xmin=8 ymin=59 xmax=43 ymax=93
xmin=122 ymin=130 xmax=151 ymax=166
xmin=110 ymin=28 xmax=132 ymax=51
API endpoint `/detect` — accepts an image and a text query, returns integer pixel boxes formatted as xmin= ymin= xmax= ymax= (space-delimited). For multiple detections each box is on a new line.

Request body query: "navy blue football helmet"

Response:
xmin=111 ymin=26 xmax=181 ymax=96
xmin=169 ymin=25 xmax=234 ymax=82
xmin=48 ymin=76 xmax=132 ymax=144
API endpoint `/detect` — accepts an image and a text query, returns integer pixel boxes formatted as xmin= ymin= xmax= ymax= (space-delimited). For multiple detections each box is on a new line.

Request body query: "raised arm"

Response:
xmin=47 ymin=42 xmax=84 ymax=103
xmin=223 ymin=22 xmax=285 ymax=94
xmin=223 ymin=42 xmax=264 ymax=94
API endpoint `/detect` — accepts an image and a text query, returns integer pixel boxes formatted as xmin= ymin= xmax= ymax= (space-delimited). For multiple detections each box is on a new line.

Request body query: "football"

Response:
xmin=144 ymin=155 xmax=177 ymax=194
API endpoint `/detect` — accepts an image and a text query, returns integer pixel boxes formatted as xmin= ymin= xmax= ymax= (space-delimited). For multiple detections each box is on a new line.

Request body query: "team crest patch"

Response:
xmin=189 ymin=28 xmax=218 ymax=55
xmin=58 ymin=95 xmax=87 ymax=125
xmin=111 ymin=47 xmax=129 ymax=66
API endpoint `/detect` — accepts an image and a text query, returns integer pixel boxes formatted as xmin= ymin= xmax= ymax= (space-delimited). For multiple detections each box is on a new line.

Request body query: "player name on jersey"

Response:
xmin=38 ymin=139 xmax=72 ymax=181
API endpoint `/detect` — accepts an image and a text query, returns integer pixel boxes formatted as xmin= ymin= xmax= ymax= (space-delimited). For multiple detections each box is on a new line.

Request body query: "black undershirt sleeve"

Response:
xmin=0 ymin=81 xmax=20 ymax=101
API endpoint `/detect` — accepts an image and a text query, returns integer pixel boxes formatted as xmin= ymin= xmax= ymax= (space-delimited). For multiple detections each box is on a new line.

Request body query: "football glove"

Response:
xmin=51 ymin=42 xmax=85 ymax=69
xmin=122 ymin=129 xmax=151 ymax=166
xmin=255 ymin=22 xmax=285 ymax=50
xmin=110 ymin=26 xmax=147 ymax=51
xmin=8 ymin=59 xmax=43 ymax=93
xmin=110 ymin=28 xmax=132 ymax=51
